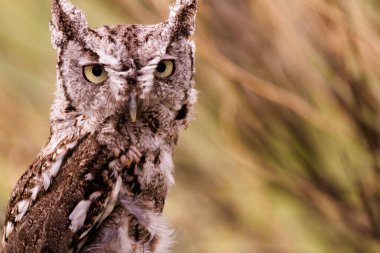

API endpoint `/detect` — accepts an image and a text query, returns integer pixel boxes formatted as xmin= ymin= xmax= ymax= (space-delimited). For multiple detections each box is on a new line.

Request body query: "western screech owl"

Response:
xmin=1 ymin=0 xmax=198 ymax=252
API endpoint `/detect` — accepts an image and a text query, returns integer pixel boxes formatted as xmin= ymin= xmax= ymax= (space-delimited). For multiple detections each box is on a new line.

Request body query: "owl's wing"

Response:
xmin=1 ymin=134 xmax=123 ymax=253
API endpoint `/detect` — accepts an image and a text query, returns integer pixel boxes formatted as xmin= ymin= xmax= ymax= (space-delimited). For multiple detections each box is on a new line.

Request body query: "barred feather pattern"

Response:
xmin=1 ymin=0 xmax=198 ymax=252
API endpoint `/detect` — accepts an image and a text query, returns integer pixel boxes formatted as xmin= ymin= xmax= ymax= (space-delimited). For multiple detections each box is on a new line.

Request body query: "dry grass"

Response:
xmin=1 ymin=0 xmax=380 ymax=252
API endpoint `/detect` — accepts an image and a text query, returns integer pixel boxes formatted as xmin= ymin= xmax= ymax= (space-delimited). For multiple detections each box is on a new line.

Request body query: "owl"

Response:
xmin=1 ymin=0 xmax=198 ymax=252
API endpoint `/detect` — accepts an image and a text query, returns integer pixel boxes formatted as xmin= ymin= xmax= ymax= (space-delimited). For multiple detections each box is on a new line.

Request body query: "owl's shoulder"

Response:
xmin=2 ymin=135 xmax=116 ymax=252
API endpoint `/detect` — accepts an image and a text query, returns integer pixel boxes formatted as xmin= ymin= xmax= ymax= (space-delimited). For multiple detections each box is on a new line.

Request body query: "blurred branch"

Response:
xmin=198 ymin=36 xmax=332 ymax=131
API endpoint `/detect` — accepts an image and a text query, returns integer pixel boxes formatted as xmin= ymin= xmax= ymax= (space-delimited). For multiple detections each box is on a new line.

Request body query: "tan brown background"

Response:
xmin=1 ymin=0 xmax=380 ymax=252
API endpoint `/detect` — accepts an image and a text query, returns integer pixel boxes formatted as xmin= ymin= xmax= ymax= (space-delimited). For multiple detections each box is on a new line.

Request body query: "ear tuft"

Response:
xmin=168 ymin=0 xmax=198 ymax=38
xmin=50 ymin=0 xmax=88 ymax=49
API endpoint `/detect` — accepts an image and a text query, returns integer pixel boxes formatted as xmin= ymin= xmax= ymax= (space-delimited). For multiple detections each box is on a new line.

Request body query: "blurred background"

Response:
xmin=1 ymin=0 xmax=380 ymax=252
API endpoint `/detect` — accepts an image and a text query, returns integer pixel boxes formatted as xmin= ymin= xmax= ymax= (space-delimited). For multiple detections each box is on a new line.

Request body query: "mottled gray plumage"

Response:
xmin=1 ymin=0 xmax=198 ymax=252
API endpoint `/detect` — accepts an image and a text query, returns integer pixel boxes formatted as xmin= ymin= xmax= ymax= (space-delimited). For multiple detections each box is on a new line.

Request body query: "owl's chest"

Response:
xmin=67 ymin=133 xmax=172 ymax=251
xmin=95 ymin=121 xmax=173 ymax=211
xmin=119 ymin=153 xmax=169 ymax=213
xmin=77 ymin=138 xmax=171 ymax=252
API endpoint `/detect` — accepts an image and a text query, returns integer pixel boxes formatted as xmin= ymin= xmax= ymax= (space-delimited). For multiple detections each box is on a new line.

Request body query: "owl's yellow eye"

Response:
xmin=154 ymin=60 xmax=175 ymax=78
xmin=83 ymin=65 xmax=108 ymax=84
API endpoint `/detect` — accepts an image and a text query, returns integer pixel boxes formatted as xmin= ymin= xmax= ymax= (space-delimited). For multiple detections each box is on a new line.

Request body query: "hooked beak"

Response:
xmin=129 ymin=92 xmax=138 ymax=123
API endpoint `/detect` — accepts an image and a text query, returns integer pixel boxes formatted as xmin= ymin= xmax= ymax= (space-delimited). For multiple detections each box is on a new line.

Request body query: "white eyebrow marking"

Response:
xmin=98 ymin=52 xmax=120 ymax=66
xmin=78 ymin=60 xmax=100 ymax=66
xmin=160 ymin=54 xmax=177 ymax=60
xmin=105 ymin=68 xmax=129 ymax=77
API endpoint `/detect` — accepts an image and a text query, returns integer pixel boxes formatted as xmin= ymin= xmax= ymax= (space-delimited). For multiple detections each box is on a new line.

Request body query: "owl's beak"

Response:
xmin=129 ymin=92 xmax=138 ymax=123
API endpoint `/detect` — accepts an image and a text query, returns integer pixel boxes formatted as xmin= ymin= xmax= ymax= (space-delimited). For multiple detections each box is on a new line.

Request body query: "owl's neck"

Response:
xmin=44 ymin=107 xmax=178 ymax=199
xmin=46 ymin=103 xmax=181 ymax=158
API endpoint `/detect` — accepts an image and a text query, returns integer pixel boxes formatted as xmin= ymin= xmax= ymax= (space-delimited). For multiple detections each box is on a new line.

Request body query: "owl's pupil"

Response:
xmin=92 ymin=65 xmax=103 ymax=76
xmin=156 ymin=62 xmax=167 ymax=73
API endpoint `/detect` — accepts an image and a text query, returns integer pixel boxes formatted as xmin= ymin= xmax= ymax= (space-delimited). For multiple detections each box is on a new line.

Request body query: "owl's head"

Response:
xmin=49 ymin=0 xmax=198 ymax=136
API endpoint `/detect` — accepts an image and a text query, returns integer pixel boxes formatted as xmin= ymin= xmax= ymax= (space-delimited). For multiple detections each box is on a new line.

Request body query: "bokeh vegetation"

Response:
xmin=1 ymin=0 xmax=380 ymax=252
